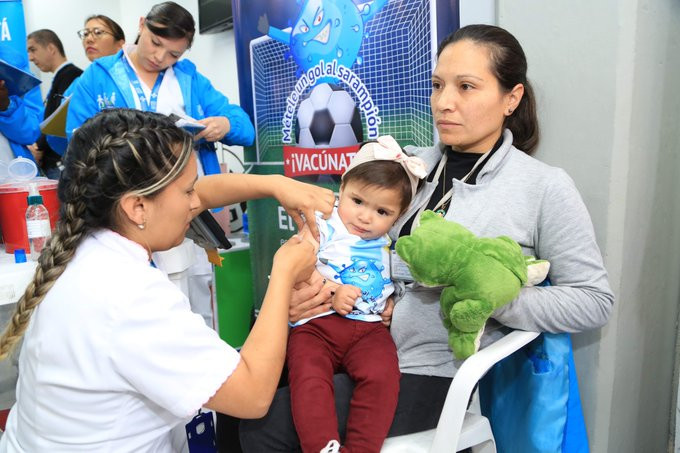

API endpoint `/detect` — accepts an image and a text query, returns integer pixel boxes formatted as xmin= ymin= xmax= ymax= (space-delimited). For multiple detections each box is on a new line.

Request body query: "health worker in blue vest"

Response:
xmin=66 ymin=1 xmax=255 ymax=326
xmin=66 ymin=1 xmax=254 ymax=157
xmin=0 ymin=46 xmax=43 ymax=166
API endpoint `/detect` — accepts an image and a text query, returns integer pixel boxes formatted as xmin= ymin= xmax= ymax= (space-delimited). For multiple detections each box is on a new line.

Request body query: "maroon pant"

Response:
xmin=287 ymin=314 xmax=400 ymax=453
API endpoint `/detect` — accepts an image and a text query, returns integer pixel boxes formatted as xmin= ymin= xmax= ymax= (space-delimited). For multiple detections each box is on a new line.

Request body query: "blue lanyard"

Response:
xmin=123 ymin=55 xmax=165 ymax=112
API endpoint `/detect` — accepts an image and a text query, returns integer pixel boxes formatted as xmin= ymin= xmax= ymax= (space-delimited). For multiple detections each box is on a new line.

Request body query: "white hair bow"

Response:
xmin=344 ymin=135 xmax=428 ymax=198
xmin=369 ymin=135 xmax=428 ymax=180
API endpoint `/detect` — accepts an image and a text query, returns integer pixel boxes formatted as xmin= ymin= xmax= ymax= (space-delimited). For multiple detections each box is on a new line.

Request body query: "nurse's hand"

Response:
xmin=273 ymin=176 xmax=335 ymax=240
xmin=271 ymin=233 xmax=317 ymax=285
xmin=289 ymin=277 xmax=334 ymax=323
xmin=196 ymin=116 xmax=231 ymax=142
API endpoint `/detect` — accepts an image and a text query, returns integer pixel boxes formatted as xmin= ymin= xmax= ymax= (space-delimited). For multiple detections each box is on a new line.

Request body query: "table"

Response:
xmin=0 ymin=245 xmax=37 ymax=306
xmin=0 ymin=246 xmax=36 ymax=412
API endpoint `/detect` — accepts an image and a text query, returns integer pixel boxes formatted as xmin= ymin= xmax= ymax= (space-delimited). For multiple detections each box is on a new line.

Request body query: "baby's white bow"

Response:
xmin=370 ymin=135 xmax=428 ymax=180
xmin=344 ymin=135 xmax=428 ymax=199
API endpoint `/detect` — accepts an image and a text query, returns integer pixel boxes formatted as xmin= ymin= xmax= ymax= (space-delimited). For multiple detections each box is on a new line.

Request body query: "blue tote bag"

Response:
xmin=479 ymin=332 xmax=589 ymax=453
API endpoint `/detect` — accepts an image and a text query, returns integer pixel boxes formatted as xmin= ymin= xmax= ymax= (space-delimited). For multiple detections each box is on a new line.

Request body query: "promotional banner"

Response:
xmin=0 ymin=0 xmax=29 ymax=67
xmin=233 ymin=0 xmax=459 ymax=306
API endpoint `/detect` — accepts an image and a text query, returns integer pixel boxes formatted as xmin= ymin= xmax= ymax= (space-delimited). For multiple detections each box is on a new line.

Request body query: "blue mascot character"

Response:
xmin=324 ymin=256 xmax=391 ymax=314
xmin=258 ymin=0 xmax=388 ymax=81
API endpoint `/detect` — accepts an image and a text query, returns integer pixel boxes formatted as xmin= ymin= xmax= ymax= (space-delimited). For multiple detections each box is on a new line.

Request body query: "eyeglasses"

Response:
xmin=77 ymin=28 xmax=113 ymax=40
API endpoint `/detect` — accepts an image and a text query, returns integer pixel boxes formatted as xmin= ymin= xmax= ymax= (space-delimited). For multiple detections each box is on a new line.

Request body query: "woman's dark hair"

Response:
xmin=85 ymin=14 xmax=126 ymax=42
xmin=438 ymin=24 xmax=539 ymax=153
xmin=0 ymin=109 xmax=193 ymax=359
xmin=139 ymin=1 xmax=196 ymax=48
xmin=342 ymin=160 xmax=413 ymax=214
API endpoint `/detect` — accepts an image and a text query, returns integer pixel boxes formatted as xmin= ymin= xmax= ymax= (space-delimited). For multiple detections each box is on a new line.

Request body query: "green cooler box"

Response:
xmin=213 ymin=237 xmax=254 ymax=349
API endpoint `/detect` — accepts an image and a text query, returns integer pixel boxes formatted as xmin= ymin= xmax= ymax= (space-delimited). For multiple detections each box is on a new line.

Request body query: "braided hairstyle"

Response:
xmin=438 ymin=25 xmax=540 ymax=153
xmin=0 ymin=109 xmax=193 ymax=359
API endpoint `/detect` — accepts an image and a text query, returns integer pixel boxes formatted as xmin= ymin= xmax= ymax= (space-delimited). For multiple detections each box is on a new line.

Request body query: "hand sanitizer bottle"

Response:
xmin=25 ymin=183 xmax=51 ymax=260
xmin=242 ymin=211 xmax=249 ymax=236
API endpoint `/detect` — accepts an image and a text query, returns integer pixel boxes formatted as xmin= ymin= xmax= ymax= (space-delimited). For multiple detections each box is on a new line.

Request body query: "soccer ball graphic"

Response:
xmin=296 ymin=83 xmax=363 ymax=148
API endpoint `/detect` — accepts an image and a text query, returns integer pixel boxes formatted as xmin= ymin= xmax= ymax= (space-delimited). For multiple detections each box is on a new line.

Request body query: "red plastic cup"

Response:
xmin=0 ymin=179 xmax=60 ymax=254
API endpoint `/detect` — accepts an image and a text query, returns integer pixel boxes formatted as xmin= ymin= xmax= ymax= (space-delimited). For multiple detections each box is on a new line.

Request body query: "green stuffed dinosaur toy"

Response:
xmin=395 ymin=210 xmax=550 ymax=360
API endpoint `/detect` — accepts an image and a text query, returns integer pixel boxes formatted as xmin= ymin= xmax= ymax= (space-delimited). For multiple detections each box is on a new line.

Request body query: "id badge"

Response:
xmin=186 ymin=410 xmax=217 ymax=453
xmin=390 ymin=249 xmax=414 ymax=282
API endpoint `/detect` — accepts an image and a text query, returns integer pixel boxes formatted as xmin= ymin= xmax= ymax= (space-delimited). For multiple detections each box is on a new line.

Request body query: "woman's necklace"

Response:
xmin=434 ymin=164 xmax=449 ymax=217
xmin=433 ymin=150 xmax=493 ymax=217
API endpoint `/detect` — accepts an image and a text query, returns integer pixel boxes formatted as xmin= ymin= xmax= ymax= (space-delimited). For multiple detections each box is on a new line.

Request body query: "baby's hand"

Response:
xmin=380 ymin=297 xmax=394 ymax=327
xmin=331 ymin=285 xmax=362 ymax=316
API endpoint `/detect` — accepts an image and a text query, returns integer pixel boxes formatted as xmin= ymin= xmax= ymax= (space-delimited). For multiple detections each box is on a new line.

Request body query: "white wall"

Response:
xmin=499 ymin=0 xmax=680 ymax=451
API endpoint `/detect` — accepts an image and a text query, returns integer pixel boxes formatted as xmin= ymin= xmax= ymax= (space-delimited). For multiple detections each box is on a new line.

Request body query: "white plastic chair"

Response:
xmin=381 ymin=330 xmax=540 ymax=453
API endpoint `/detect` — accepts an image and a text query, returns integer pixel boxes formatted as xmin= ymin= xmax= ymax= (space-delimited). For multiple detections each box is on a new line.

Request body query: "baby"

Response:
xmin=288 ymin=135 xmax=426 ymax=453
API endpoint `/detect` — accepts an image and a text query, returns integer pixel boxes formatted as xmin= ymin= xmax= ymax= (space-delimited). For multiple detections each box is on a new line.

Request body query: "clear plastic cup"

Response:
xmin=7 ymin=157 xmax=37 ymax=181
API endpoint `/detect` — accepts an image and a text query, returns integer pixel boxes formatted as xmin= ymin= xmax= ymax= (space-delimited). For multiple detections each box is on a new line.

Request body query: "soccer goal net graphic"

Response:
xmin=249 ymin=0 xmax=435 ymax=164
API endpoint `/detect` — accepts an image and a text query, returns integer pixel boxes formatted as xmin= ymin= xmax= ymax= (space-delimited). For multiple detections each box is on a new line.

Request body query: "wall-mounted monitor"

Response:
xmin=198 ymin=0 xmax=233 ymax=34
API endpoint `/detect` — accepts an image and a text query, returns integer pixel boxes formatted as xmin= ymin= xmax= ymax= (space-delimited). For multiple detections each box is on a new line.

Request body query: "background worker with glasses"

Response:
xmin=76 ymin=15 xmax=126 ymax=63
xmin=66 ymin=1 xmax=255 ymax=334
xmin=46 ymin=15 xmax=126 ymax=155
